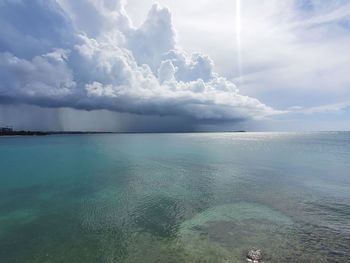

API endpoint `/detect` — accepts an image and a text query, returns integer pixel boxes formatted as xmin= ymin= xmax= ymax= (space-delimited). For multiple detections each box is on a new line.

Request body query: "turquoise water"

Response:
xmin=0 ymin=132 xmax=349 ymax=262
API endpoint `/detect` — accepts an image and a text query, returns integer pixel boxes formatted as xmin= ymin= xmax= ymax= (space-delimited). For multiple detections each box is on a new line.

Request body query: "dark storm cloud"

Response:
xmin=0 ymin=0 xmax=278 ymax=123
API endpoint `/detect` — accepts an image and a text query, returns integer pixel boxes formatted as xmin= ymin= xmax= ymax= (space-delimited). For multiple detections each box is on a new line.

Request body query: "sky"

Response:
xmin=0 ymin=0 xmax=349 ymax=131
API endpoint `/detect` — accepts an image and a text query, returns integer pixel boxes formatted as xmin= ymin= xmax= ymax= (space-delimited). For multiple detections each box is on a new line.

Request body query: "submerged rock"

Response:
xmin=246 ymin=249 xmax=263 ymax=262
xmin=178 ymin=203 xmax=292 ymax=262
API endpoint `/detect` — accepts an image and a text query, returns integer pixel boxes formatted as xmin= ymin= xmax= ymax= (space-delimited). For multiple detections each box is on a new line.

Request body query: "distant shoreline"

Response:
xmin=0 ymin=130 xmax=247 ymax=136
xmin=0 ymin=131 xmax=115 ymax=137
xmin=1 ymin=131 xmax=350 ymax=137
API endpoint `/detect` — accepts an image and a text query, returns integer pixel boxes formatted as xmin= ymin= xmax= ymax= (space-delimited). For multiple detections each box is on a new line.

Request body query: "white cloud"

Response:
xmin=0 ymin=0 xmax=278 ymax=123
xmin=127 ymin=3 xmax=176 ymax=71
xmin=125 ymin=0 xmax=350 ymax=112
xmin=158 ymin=60 xmax=176 ymax=84
xmin=290 ymin=100 xmax=350 ymax=114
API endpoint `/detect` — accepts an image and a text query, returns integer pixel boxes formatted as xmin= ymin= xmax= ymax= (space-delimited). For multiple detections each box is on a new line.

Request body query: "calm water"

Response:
xmin=0 ymin=132 xmax=349 ymax=262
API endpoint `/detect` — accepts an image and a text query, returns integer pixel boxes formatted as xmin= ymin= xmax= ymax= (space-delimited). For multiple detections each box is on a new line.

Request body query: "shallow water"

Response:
xmin=0 ymin=132 xmax=349 ymax=262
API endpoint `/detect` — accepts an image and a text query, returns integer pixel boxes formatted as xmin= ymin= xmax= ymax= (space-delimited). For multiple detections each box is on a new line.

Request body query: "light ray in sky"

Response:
xmin=236 ymin=0 xmax=242 ymax=80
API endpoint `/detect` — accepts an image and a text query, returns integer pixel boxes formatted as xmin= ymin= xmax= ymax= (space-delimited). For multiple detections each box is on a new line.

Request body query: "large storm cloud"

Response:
xmin=0 ymin=0 xmax=278 ymax=123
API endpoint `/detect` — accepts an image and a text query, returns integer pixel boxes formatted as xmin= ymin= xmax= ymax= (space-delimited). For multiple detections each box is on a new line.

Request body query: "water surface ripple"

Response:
xmin=0 ymin=132 xmax=349 ymax=262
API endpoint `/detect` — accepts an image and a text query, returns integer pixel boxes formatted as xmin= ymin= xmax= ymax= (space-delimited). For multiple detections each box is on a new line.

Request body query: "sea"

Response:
xmin=0 ymin=132 xmax=349 ymax=262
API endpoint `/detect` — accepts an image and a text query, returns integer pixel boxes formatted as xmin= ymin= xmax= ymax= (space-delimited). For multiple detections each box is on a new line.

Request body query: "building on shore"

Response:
xmin=0 ymin=126 xmax=14 ymax=133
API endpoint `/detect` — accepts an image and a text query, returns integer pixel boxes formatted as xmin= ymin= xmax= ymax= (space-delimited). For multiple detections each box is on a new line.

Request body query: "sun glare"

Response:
xmin=236 ymin=0 xmax=242 ymax=79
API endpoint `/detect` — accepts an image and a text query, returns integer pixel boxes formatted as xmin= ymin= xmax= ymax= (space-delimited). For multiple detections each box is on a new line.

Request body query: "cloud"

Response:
xmin=57 ymin=0 xmax=131 ymax=37
xmin=127 ymin=3 xmax=176 ymax=71
xmin=136 ymin=0 xmax=350 ymax=113
xmin=0 ymin=49 xmax=76 ymax=106
xmin=0 ymin=0 xmax=278 ymax=124
xmin=289 ymin=100 xmax=350 ymax=114
xmin=232 ymin=0 xmax=350 ymax=108
xmin=0 ymin=0 xmax=76 ymax=58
